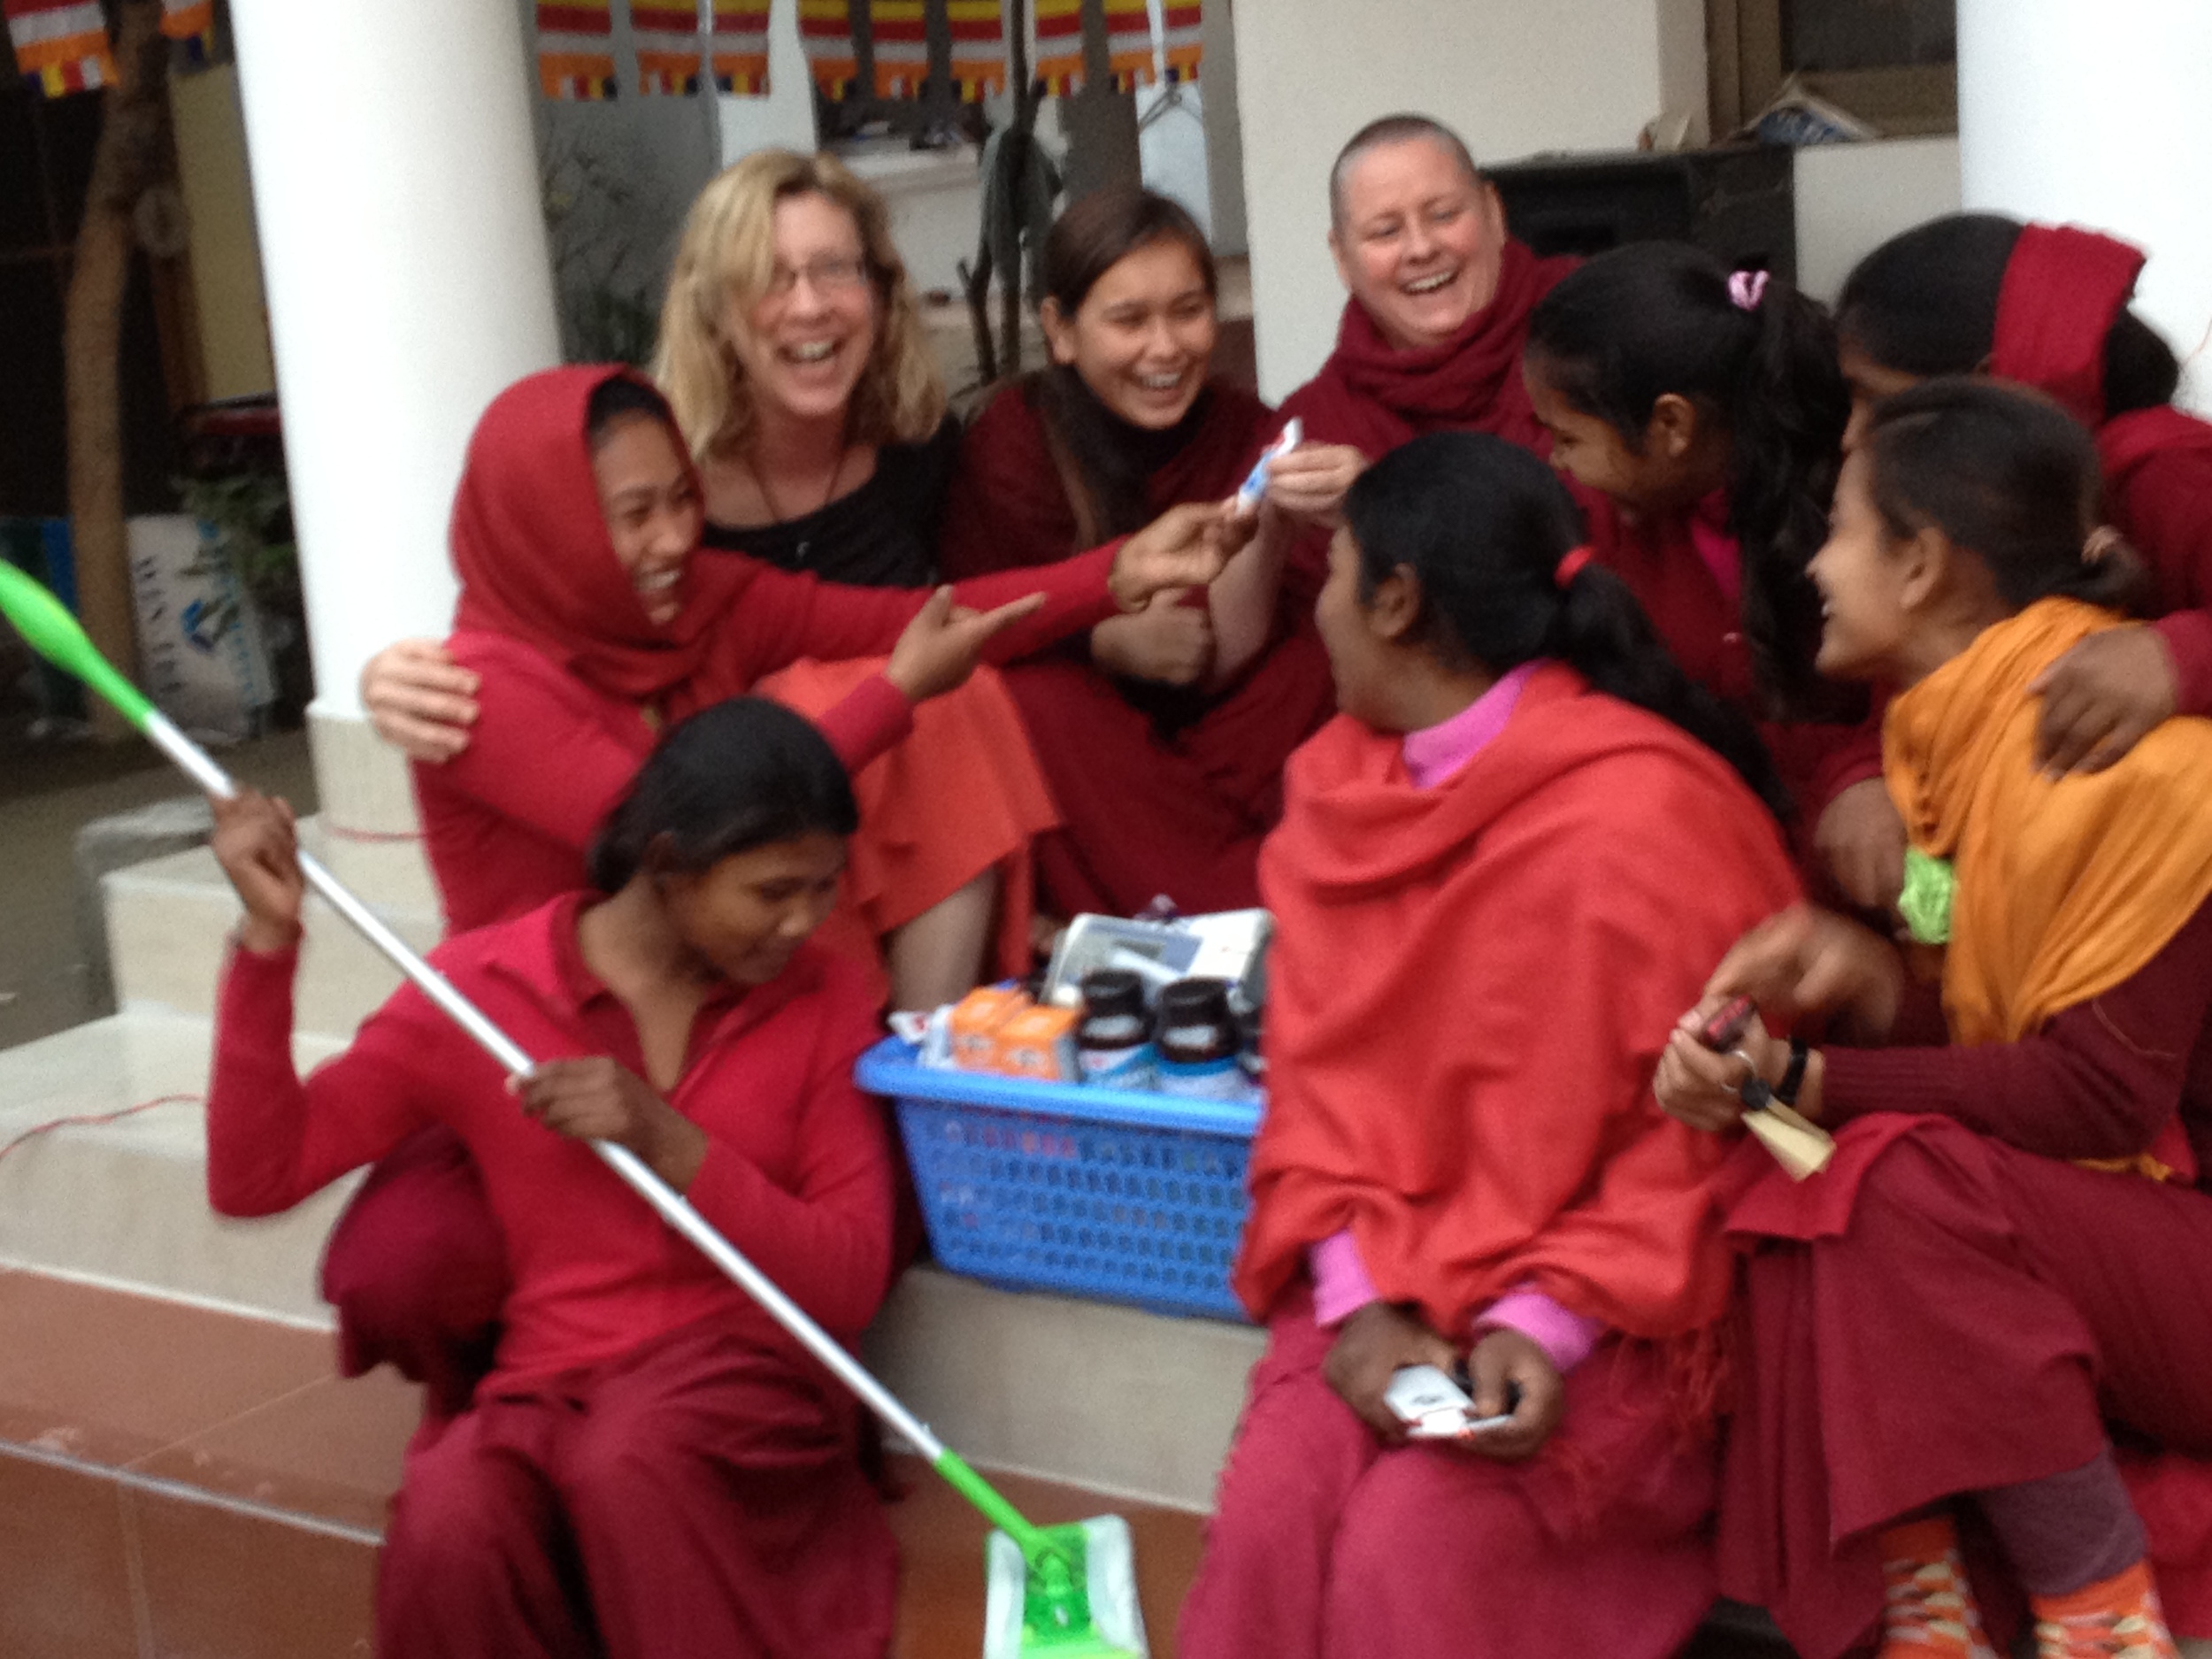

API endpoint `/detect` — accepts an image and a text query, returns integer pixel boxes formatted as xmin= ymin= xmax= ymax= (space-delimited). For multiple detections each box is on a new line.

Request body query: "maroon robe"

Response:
xmin=1274 ymin=238 xmax=1581 ymax=602
xmin=1715 ymin=902 xmax=2212 ymax=1655
xmin=939 ymin=379 xmax=1336 ymax=916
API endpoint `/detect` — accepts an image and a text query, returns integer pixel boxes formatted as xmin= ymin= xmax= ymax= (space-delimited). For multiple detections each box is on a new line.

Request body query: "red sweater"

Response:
xmin=415 ymin=548 xmax=1125 ymax=933
xmin=207 ymin=895 xmax=896 ymax=1379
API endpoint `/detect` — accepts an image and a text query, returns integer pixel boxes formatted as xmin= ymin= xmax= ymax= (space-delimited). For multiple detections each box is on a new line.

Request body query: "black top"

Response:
xmin=698 ymin=416 xmax=961 ymax=588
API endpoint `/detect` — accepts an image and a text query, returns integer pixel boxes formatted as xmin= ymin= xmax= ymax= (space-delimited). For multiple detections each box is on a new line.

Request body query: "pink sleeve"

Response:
xmin=1307 ymin=1229 xmax=1382 ymax=1327
xmin=1474 ymin=1286 xmax=1607 ymax=1376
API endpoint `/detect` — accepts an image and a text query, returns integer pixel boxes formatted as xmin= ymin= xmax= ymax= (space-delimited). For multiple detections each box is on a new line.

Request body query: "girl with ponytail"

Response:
xmin=1837 ymin=213 xmax=2212 ymax=775
xmin=1523 ymin=242 xmax=1895 ymax=908
xmin=1180 ymin=431 xmax=1801 ymax=1659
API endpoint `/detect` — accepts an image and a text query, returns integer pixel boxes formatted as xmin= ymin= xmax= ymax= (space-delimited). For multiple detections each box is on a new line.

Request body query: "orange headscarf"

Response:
xmin=1885 ymin=597 xmax=2212 ymax=1173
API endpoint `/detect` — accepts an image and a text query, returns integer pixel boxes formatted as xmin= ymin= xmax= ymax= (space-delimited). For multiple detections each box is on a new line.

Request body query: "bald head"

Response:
xmin=1329 ymin=115 xmax=1483 ymax=232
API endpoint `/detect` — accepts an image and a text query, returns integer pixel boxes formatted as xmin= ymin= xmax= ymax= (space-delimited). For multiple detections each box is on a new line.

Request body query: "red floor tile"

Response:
xmin=126 ymin=1481 xmax=378 ymax=1659
xmin=0 ymin=1448 xmax=144 ymax=1659
xmin=128 ymin=1366 xmax=419 ymax=1534
xmin=0 ymin=1273 xmax=333 ymax=1469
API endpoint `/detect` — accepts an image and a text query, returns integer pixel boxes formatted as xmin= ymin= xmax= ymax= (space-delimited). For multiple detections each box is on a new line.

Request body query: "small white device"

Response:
xmin=1041 ymin=910 xmax=1274 ymax=1010
xmin=1383 ymin=1363 xmax=1517 ymax=1440
xmin=1231 ymin=418 xmax=1303 ymax=513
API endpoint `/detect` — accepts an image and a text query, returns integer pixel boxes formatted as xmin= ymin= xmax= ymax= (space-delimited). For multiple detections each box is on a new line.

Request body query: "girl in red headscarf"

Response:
xmin=938 ymin=187 xmax=1334 ymax=916
xmin=1178 ymin=432 xmax=1801 ymax=1659
xmin=1835 ymin=214 xmax=2212 ymax=775
xmin=319 ymin=364 xmax=1227 ymax=1427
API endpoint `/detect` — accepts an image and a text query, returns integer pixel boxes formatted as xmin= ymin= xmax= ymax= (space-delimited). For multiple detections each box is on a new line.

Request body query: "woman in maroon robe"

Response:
xmin=1255 ymin=114 xmax=1582 ymax=611
xmin=938 ymin=188 xmax=1333 ymax=916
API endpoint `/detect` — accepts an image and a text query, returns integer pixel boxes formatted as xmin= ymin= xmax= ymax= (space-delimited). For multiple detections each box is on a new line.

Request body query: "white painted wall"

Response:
xmin=1232 ymin=0 xmax=1702 ymax=400
xmin=1792 ymin=136 xmax=1962 ymax=304
xmin=1958 ymin=0 xmax=2212 ymax=411
xmin=715 ymin=0 xmax=819 ymax=162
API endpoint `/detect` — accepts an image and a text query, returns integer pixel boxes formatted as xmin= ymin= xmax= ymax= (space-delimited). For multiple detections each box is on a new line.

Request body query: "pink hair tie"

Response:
xmin=1729 ymin=269 xmax=1770 ymax=311
xmin=1554 ymin=545 xmax=1596 ymax=589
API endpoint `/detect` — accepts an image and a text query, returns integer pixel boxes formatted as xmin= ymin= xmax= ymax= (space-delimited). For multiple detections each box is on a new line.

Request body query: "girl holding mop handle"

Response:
xmin=197 ymin=698 xmax=1146 ymax=1659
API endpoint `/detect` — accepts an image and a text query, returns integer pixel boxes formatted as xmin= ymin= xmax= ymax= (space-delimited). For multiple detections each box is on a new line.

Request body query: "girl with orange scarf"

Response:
xmin=1178 ymin=433 xmax=1801 ymax=1659
xmin=1657 ymin=380 xmax=2212 ymax=1659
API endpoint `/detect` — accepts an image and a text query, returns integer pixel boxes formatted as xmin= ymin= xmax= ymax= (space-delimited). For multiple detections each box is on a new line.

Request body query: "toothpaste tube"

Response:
xmin=1232 ymin=418 xmax=1302 ymax=513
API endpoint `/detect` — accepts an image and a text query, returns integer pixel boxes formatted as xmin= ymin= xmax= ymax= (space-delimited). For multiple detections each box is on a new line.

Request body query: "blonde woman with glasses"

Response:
xmin=365 ymin=150 xmax=1107 ymax=1012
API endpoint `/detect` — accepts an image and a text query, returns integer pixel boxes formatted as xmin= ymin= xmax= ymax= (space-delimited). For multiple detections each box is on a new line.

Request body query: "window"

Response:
xmin=1709 ymin=0 xmax=1956 ymax=138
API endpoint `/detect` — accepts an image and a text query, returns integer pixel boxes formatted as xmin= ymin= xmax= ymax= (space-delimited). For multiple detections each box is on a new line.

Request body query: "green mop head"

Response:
xmin=985 ymin=1517 xmax=1147 ymax=1658
xmin=0 ymin=563 xmax=155 ymax=730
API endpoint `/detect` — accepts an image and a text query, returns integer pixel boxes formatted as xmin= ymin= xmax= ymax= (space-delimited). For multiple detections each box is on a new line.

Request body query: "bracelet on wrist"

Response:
xmin=1774 ymin=1037 xmax=1811 ymax=1107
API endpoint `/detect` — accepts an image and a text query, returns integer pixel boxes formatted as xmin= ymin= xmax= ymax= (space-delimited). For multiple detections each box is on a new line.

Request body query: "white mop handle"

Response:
xmin=150 ymin=712 xmax=949 ymax=1461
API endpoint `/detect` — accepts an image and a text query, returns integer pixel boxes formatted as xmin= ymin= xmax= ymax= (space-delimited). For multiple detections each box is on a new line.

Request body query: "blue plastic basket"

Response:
xmin=856 ymin=1037 xmax=1261 ymax=1322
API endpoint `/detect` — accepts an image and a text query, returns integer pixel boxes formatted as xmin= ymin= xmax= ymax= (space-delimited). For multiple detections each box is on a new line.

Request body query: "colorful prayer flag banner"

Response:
xmin=1102 ymin=0 xmax=1153 ymax=91
xmin=158 ymin=0 xmax=213 ymax=65
xmin=944 ymin=0 xmax=1002 ymax=101
xmin=867 ymin=0 xmax=925 ymax=98
xmin=4 ymin=0 xmax=116 ymax=97
xmin=632 ymin=0 xmax=703 ymax=94
xmin=1161 ymin=0 xmax=1201 ymax=82
xmin=1030 ymin=0 xmax=1081 ymax=96
xmin=798 ymin=0 xmax=857 ymax=98
xmin=710 ymin=0 xmax=770 ymax=95
xmin=537 ymin=0 xmax=616 ymax=100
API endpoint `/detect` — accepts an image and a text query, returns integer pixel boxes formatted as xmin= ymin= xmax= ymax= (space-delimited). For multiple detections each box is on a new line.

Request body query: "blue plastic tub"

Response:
xmin=856 ymin=1037 xmax=1261 ymax=1322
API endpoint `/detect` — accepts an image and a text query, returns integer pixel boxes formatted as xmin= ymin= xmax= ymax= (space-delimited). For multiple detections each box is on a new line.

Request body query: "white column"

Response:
xmin=227 ymin=0 xmax=561 ymax=830
xmin=1958 ymin=0 xmax=2212 ymax=413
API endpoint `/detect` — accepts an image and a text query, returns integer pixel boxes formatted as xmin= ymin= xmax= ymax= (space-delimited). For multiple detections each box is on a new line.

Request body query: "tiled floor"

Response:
xmin=0 ymin=1267 xmax=1793 ymax=1657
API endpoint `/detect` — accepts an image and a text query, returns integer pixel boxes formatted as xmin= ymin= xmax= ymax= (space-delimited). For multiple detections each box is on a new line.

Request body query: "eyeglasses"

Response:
xmin=764 ymin=256 xmax=872 ymax=297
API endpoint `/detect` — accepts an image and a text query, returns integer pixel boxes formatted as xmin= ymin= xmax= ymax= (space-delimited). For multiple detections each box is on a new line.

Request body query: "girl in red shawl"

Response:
xmin=1656 ymin=380 xmax=2212 ymax=1659
xmin=1178 ymin=432 xmax=1801 ymax=1659
xmin=208 ymin=699 xmax=910 ymax=1659
xmin=1835 ymin=214 xmax=2212 ymax=776
xmin=1522 ymin=242 xmax=1897 ymax=910
xmin=937 ymin=187 xmax=1335 ymax=916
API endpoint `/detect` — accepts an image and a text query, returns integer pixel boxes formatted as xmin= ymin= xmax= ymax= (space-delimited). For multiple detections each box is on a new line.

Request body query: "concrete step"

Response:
xmin=104 ymin=817 xmax=442 ymax=1040
xmin=0 ymin=1011 xmax=352 ymax=1325
xmin=0 ymin=1007 xmax=1262 ymax=1509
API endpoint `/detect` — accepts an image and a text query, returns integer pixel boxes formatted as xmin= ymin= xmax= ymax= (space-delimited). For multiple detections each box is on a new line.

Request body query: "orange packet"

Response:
xmin=987 ymin=1004 xmax=1080 ymax=1083
xmin=949 ymin=986 xmax=1030 ymax=1071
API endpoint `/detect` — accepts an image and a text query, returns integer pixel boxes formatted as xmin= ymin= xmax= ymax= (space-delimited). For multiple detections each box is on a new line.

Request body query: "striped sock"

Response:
xmin=2032 ymin=1559 xmax=2177 ymax=1658
xmin=1877 ymin=1516 xmax=2000 ymax=1658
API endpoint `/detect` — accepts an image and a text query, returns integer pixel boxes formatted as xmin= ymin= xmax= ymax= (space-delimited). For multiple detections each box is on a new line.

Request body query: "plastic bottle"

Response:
xmin=1155 ymin=978 xmax=1249 ymax=1101
xmin=1077 ymin=968 xmax=1155 ymax=1089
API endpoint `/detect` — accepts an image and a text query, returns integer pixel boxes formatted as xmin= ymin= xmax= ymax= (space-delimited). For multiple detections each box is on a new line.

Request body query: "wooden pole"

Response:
xmin=62 ymin=0 xmax=172 ymax=738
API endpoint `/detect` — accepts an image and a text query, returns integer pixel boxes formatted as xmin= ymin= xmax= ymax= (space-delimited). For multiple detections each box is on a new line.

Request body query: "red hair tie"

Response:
xmin=1554 ymin=545 xmax=1596 ymax=589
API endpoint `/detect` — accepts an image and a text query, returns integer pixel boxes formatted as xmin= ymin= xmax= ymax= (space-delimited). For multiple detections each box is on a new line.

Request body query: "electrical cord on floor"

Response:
xmin=0 ymin=1094 xmax=202 ymax=1169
